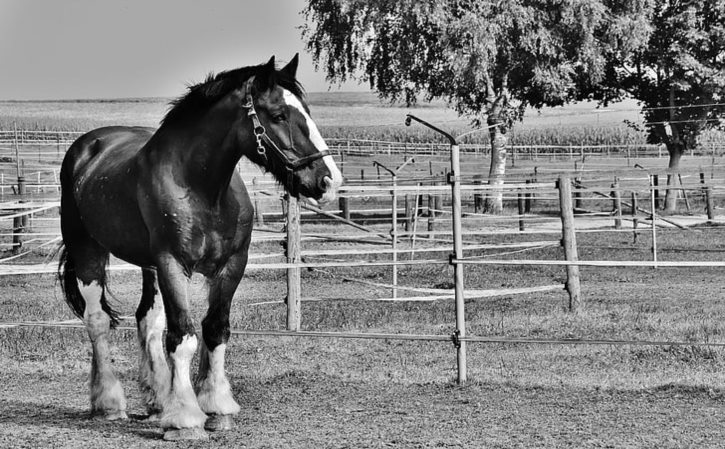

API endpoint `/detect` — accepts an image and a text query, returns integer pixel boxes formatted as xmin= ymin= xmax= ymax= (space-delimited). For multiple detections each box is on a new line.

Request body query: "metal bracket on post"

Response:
xmin=451 ymin=330 xmax=462 ymax=349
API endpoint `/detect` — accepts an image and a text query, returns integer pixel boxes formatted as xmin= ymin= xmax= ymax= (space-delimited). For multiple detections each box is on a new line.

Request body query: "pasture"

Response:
xmin=1 ymin=95 xmax=725 ymax=447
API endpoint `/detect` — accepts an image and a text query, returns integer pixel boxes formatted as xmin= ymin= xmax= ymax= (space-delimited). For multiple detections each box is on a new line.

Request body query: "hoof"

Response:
xmin=144 ymin=413 xmax=161 ymax=422
xmin=92 ymin=410 xmax=128 ymax=421
xmin=163 ymin=427 xmax=209 ymax=441
xmin=205 ymin=414 xmax=234 ymax=431
xmin=105 ymin=410 xmax=128 ymax=421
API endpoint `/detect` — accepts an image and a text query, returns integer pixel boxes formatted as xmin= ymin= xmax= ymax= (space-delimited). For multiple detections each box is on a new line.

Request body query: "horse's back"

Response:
xmin=61 ymin=126 xmax=157 ymax=266
xmin=62 ymin=126 xmax=155 ymax=179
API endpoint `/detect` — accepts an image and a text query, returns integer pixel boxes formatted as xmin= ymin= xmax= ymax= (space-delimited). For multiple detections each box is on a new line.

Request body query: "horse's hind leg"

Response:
xmin=74 ymin=246 xmax=127 ymax=420
xmin=136 ymin=268 xmax=170 ymax=418
xmin=196 ymin=254 xmax=246 ymax=431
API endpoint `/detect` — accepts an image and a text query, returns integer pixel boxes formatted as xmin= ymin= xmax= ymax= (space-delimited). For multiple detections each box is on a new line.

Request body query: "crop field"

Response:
xmin=0 ymin=93 xmax=651 ymax=145
xmin=1 ymin=95 xmax=725 ymax=447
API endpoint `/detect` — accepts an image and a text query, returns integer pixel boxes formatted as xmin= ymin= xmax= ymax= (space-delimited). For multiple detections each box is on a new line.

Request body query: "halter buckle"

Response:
xmin=256 ymin=141 xmax=267 ymax=159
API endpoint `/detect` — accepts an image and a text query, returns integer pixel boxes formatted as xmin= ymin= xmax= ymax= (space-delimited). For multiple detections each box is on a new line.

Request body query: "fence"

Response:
xmin=2 ymin=127 xmax=725 ymax=383
xmin=3 ymin=128 xmax=725 ymax=159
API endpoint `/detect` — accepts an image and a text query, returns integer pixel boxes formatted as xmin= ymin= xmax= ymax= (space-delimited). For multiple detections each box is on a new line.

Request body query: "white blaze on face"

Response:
xmin=282 ymin=90 xmax=343 ymax=204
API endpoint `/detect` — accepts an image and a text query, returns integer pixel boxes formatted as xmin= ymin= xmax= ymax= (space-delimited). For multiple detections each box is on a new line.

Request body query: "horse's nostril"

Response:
xmin=321 ymin=175 xmax=332 ymax=191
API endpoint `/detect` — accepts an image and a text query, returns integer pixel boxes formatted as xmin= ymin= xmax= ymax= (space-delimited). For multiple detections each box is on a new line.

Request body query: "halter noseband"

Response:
xmin=242 ymin=76 xmax=330 ymax=172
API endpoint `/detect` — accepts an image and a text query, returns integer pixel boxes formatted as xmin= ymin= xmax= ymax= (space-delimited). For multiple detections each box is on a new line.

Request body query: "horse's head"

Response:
xmin=241 ymin=55 xmax=342 ymax=206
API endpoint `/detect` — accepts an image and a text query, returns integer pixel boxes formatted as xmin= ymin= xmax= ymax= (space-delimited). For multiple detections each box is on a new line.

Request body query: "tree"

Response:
xmin=578 ymin=0 xmax=725 ymax=213
xmin=302 ymin=0 xmax=651 ymax=212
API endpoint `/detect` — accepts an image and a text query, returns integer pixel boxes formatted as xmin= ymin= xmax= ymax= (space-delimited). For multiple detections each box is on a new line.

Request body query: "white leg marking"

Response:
xmin=160 ymin=334 xmax=208 ymax=429
xmin=196 ymin=343 xmax=241 ymax=415
xmin=283 ymin=90 xmax=343 ymax=203
xmin=138 ymin=293 xmax=170 ymax=414
xmin=78 ymin=279 xmax=127 ymax=419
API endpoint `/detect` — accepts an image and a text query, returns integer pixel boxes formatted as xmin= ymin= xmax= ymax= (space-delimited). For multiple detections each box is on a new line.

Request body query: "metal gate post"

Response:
xmin=405 ymin=115 xmax=466 ymax=384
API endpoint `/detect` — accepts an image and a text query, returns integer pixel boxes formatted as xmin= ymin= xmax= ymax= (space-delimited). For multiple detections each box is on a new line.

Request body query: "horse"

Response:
xmin=57 ymin=54 xmax=343 ymax=440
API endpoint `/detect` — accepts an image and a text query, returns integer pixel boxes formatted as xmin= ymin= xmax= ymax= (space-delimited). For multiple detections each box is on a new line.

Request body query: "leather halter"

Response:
xmin=241 ymin=76 xmax=330 ymax=172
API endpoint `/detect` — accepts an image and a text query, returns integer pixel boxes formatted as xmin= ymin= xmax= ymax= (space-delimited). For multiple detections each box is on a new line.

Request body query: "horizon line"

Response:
xmin=0 ymin=91 xmax=380 ymax=103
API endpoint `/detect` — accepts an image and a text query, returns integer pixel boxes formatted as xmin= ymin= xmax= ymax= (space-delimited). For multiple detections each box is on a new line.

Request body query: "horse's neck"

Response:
xmin=149 ymin=109 xmax=244 ymax=203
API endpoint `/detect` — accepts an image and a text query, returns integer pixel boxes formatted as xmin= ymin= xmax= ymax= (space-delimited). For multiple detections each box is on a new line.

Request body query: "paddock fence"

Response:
xmin=2 ymin=127 xmax=725 ymax=382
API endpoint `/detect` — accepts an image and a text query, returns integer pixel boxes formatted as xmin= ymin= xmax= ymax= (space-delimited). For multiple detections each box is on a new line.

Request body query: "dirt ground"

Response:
xmin=3 ymin=212 xmax=725 ymax=447
xmin=1 ymin=357 xmax=724 ymax=449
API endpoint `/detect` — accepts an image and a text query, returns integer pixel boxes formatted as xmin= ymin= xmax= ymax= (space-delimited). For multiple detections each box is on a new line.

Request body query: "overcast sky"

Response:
xmin=0 ymin=0 xmax=365 ymax=100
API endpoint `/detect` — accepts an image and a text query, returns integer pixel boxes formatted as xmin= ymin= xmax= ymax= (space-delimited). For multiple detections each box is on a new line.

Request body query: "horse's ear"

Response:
xmin=257 ymin=56 xmax=277 ymax=91
xmin=280 ymin=54 xmax=299 ymax=79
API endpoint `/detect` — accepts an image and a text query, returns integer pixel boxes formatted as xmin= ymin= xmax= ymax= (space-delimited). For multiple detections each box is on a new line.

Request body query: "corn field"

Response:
xmin=1 ymin=95 xmax=722 ymax=149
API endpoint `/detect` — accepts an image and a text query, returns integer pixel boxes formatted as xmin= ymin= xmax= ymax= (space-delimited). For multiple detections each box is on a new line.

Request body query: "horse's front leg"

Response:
xmin=196 ymin=253 xmax=247 ymax=431
xmin=155 ymin=253 xmax=208 ymax=440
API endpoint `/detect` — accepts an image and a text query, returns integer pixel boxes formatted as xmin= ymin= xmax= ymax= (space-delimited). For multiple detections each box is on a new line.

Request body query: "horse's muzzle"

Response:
xmin=320 ymin=175 xmax=342 ymax=204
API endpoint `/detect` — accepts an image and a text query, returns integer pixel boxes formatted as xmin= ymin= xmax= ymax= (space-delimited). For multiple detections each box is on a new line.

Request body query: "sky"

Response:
xmin=0 ymin=0 xmax=366 ymax=100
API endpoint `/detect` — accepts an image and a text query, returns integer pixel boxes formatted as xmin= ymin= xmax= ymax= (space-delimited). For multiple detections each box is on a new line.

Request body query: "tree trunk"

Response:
xmin=663 ymin=143 xmax=684 ymax=214
xmin=484 ymin=122 xmax=508 ymax=214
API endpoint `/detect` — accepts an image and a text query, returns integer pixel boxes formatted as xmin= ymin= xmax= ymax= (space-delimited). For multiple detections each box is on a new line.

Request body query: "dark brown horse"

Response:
xmin=58 ymin=55 xmax=342 ymax=439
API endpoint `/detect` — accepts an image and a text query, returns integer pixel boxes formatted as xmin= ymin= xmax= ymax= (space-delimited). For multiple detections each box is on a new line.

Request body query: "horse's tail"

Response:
xmin=57 ymin=139 xmax=120 ymax=327
xmin=57 ymin=244 xmax=86 ymax=321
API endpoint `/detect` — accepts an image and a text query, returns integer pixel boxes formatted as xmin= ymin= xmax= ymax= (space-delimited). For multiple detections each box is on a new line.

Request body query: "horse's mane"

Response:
xmin=161 ymin=61 xmax=304 ymax=127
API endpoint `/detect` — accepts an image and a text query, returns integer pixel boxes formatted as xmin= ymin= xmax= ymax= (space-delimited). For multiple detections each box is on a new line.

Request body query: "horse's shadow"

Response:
xmin=0 ymin=398 xmax=164 ymax=441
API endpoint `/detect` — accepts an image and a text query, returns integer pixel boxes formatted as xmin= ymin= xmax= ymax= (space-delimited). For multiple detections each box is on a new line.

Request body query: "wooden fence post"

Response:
xmin=653 ymin=174 xmax=661 ymax=210
xmin=286 ymin=194 xmax=301 ymax=331
xmin=404 ymin=194 xmax=413 ymax=232
xmin=631 ymin=192 xmax=639 ymax=243
xmin=473 ymin=174 xmax=484 ymax=213
xmin=339 ymin=196 xmax=350 ymax=221
xmin=427 ymin=183 xmax=435 ymax=236
xmin=391 ymin=175 xmax=399 ymax=300
xmin=517 ymin=192 xmax=525 ymax=231
xmin=649 ymin=176 xmax=658 ymax=268
xmin=12 ymin=176 xmax=27 ymax=255
xmin=612 ymin=177 xmax=622 ymax=229
xmin=705 ymin=186 xmax=715 ymax=221
xmin=558 ymin=176 xmax=581 ymax=312
xmin=679 ymin=173 xmax=691 ymax=213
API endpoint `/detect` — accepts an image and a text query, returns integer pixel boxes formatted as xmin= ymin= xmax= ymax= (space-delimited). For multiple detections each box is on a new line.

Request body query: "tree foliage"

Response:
xmin=579 ymin=0 xmax=725 ymax=211
xmin=303 ymin=0 xmax=649 ymax=119
xmin=302 ymin=0 xmax=651 ymax=212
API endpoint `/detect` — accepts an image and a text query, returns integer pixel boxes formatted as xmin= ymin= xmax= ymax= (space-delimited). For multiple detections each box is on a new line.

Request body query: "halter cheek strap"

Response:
xmin=242 ymin=76 xmax=330 ymax=172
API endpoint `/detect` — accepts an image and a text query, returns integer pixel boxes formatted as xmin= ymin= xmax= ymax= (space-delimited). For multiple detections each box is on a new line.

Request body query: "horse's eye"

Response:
xmin=271 ymin=113 xmax=286 ymax=123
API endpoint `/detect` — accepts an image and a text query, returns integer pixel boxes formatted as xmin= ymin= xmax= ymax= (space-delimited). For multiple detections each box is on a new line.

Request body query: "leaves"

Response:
xmin=303 ymin=0 xmax=651 ymax=128
xmin=582 ymin=0 xmax=725 ymax=151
